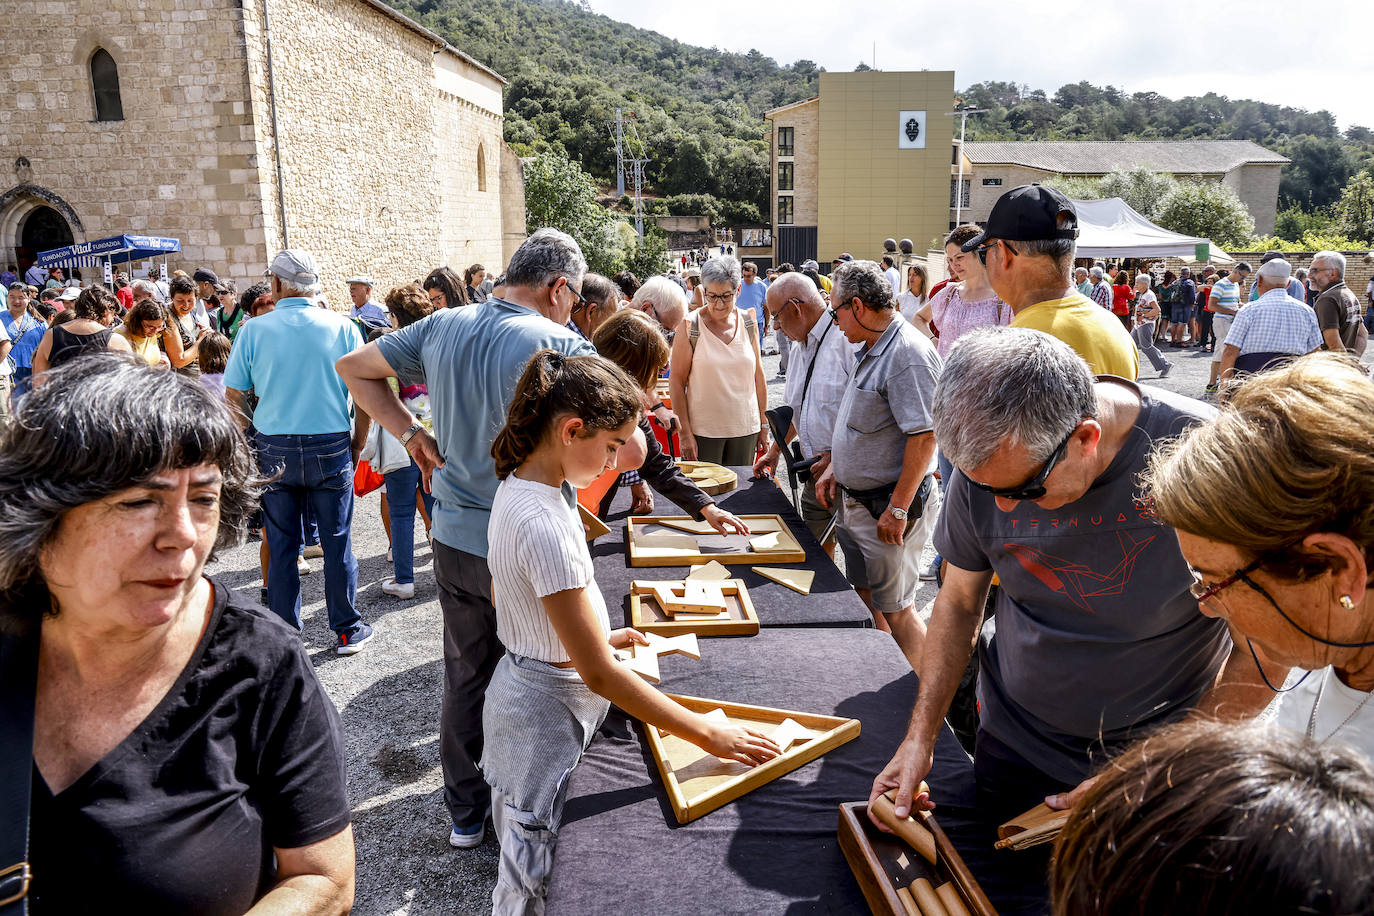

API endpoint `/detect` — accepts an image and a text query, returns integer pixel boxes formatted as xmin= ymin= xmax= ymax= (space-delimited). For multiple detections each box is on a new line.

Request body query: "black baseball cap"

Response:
xmin=961 ymin=185 xmax=1080 ymax=251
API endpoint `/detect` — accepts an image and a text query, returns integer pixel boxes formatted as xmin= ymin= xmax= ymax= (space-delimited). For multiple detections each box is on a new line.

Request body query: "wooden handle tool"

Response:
xmin=911 ymin=878 xmax=949 ymax=916
xmin=871 ymin=789 xmax=936 ymax=865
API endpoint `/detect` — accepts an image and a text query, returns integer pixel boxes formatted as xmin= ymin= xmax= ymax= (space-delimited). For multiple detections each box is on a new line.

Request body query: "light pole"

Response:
xmin=945 ymin=107 xmax=988 ymax=226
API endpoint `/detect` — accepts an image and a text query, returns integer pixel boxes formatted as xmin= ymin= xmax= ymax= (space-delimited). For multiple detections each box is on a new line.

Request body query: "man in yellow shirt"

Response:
xmin=962 ymin=185 xmax=1138 ymax=380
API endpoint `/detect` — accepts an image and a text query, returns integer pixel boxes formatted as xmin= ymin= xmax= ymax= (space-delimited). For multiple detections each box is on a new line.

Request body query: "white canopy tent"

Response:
xmin=1071 ymin=197 xmax=1234 ymax=265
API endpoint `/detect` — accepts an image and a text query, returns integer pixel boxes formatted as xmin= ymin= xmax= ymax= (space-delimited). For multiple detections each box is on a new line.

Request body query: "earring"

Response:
xmin=1340 ymin=595 xmax=1356 ymax=610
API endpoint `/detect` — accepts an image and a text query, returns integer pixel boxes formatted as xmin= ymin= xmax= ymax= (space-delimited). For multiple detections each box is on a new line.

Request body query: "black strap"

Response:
xmin=0 ymin=627 xmax=38 ymax=914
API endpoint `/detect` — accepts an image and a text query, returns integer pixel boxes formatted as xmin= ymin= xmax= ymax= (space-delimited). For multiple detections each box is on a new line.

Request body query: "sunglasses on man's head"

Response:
xmin=965 ymin=425 xmax=1077 ymax=502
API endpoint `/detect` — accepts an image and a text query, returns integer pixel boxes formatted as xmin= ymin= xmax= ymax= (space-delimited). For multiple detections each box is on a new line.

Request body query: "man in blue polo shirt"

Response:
xmin=225 ymin=249 xmax=372 ymax=655
xmin=2 ymin=282 xmax=45 ymax=408
xmin=337 ymin=228 xmax=647 ymax=850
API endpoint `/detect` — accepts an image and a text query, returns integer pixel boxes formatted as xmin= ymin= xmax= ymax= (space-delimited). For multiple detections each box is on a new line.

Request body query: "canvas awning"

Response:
xmin=1071 ymin=198 xmax=1233 ymax=264
xmin=37 ymin=234 xmax=181 ymax=269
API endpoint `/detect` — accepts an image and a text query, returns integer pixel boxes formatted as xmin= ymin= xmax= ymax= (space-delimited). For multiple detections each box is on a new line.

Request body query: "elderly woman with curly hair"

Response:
xmin=1146 ymin=352 xmax=1374 ymax=757
xmin=0 ymin=355 xmax=355 ymax=914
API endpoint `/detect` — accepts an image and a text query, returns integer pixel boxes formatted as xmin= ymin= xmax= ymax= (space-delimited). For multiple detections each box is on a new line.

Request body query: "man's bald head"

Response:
xmin=766 ymin=271 xmax=827 ymax=343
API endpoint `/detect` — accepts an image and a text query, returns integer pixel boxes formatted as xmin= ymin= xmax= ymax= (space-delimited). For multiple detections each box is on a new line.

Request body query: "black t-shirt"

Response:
xmin=25 ymin=579 xmax=351 ymax=914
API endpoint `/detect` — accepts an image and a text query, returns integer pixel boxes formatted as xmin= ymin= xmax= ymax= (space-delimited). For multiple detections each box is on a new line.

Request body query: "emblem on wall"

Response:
xmin=897 ymin=110 xmax=927 ymax=149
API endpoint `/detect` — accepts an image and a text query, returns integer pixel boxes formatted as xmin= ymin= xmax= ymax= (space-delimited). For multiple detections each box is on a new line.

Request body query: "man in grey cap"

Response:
xmin=347 ymin=276 xmax=390 ymax=328
xmin=225 ymin=249 xmax=374 ymax=655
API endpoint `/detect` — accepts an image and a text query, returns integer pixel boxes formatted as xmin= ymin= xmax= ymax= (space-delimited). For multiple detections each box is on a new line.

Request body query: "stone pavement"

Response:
xmin=204 ymin=339 xmax=1370 ymax=914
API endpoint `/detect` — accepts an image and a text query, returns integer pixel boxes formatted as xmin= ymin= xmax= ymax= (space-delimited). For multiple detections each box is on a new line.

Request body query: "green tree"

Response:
xmin=1334 ymin=171 xmax=1374 ymax=244
xmin=1042 ymin=175 xmax=1105 ymax=200
xmin=1097 ymin=166 xmax=1178 ymax=220
xmin=1278 ymin=136 xmax=1354 ymax=210
xmin=1155 ymin=181 xmax=1255 ymax=248
xmin=523 ymin=150 xmax=620 ymax=275
xmin=619 ymin=224 xmax=670 ymax=279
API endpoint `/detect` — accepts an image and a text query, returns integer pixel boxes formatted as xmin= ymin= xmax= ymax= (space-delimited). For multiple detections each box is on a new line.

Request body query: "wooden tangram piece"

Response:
xmin=769 ymin=717 xmax=820 ymax=751
xmin=633 ymin=532 xmax=699 ymax=554
xmin=654 ymin=517 xmax=718 ymax=536
xmin=749 ymin=532 xmax=781 ymax=552
xmin=640 ymin=581 xmax=728 ymax=616
xmin=622 ymin=632 xmax=701 ymax=683
xmin=687 ymin=560 xmax=732 ymax=581
xmin=752 ymin=566 xmax=815 ymax=595
xmin=578 ymin=504 xmax=611 ymax=541
xmin=644 ymin=693 xmax=860 ymax=824
xmin=628 ymin=579 xmax=760 ymax=637
xmin=995 ymin=802 xmax=1069 ymax=851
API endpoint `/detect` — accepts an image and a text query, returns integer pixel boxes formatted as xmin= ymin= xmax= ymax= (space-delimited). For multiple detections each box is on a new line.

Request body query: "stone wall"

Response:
xmin=499 ymin=142 xmax=526 ymax=266
xmin=434 ymin=49 xmax=507 ymax=280
xmin=0 ymin=0 xmax=271 ymax=285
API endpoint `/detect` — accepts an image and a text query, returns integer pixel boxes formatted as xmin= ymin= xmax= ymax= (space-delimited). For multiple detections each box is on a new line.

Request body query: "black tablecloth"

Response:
xmin=593 ymin=468 xmax=873 ymax=630
xmin=546 ymin=628 xmax=998 ymax=915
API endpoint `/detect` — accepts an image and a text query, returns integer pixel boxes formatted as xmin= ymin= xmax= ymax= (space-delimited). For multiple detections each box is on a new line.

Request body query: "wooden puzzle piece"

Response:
xmin=910 ymin=878 xmax=948 ymax=916
xmin=643 ymin=582 xmax=725 ymax=616
xmin=578 ymin=504 xmax=611 ymax=541
xmin=682 ymin=581 xmax=729 ymax=610
xmin=751 ymin=566 xmax=815 ymax=594
xmin=895 ymin=886 xmax=922 ymax=916
xmin=769 ymin=717 xmax=818 ymax=751
xmin=749 ymin=532 xmax=782 ymax=552
xmin=624 ymin=631 xmax=701 ymax=684
xmin=659 ymin=706 xmax=728 ymax=738
xmin=686 ymin=560 xmax=732 ymax=581
xmin=872 ymin=790 xmax=937 ymax=865
xmin=634 ymin=532 xmax=699 ymax=553
xmin=654 ymin=518 xmax=717 ymax=535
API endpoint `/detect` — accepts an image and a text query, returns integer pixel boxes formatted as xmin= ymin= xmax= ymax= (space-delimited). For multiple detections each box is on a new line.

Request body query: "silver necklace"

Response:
xmin=1307 ymin=669 xmax=1374 ymax=742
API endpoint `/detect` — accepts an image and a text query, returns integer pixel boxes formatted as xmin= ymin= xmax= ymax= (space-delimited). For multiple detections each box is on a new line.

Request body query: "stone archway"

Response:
xmin=0 ymin=185 xmax=85 ymax=273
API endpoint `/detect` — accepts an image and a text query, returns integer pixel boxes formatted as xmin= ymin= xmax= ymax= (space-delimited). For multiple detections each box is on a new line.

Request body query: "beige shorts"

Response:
xmin=836 ymin=491 xmax=937 ymax=614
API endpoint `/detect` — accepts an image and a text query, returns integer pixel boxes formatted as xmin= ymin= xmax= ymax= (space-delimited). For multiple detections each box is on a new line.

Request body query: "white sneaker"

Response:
xmin=302 ymin=544 xmax=324 ymax=559
xmin=296 ymin=555 xmax=311 ymax=575
xmin=381 ymin=577 xmax=415 ymax=599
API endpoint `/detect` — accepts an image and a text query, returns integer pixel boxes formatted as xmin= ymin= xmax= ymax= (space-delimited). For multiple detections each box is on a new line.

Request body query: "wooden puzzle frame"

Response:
xmin=628 ymin=579 xmax=761 ymax=636
xmin=837 ymin=801 xmax=998 ymax=916
xmin=627 ymin=514 xmax=807 ymax=567
xmin=643 ymin=693 xmax=860 ymax=824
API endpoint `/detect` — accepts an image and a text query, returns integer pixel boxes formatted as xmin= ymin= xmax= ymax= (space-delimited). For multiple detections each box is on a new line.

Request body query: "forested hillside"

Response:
xmin=393 ymin=0 xmax=1371 ymax=230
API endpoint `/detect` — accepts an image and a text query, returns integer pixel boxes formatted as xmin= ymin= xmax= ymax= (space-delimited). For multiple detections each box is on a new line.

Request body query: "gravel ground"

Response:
xmin=205 ymin=334 xmax=1370 ymax=914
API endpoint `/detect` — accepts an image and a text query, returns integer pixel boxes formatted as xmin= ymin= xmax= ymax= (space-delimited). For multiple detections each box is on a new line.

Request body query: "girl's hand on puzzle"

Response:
xmin=701 ymin=722 xmax=781 ymax=767
xmin=608 ymin=628 xmax=649 ymax=650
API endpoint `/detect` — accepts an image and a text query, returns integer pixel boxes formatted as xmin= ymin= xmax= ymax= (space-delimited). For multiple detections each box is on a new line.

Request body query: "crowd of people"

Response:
xmin=2 ymin=182 xmax=1373 ymax=915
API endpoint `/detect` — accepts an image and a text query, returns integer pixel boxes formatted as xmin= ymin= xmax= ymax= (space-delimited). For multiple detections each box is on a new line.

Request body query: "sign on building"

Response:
xmin=897 ymin=110 xmax=927 ymax=149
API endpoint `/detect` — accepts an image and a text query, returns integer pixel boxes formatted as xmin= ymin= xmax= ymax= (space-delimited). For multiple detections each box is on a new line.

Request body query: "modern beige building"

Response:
xmin=957 ymin=140 xmax=1288 ymax=235
xmin=765 ymin=71 xmax=956 ymax=269
xmin=1 ymin=0 xmax=526 ymax=304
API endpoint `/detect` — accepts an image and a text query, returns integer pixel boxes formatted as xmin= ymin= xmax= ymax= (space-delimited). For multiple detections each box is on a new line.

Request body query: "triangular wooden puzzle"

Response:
xmin=644 ymin=693 xmax=860 ymax=823
xmin=752 ymin=566 xmax=815 ymax=595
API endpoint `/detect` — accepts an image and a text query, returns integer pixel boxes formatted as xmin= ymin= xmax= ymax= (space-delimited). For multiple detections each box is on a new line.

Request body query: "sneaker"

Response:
xmin=336 ymin=622 xmax=375 ymax=656
xmin=1204 ymin=383 xmax=1219 ymax=394
xmin=259 ymin=586 xmax=269 ymax=606
xmin=920 ymin=558 xmax=941 ymax=581
xmin=1159 ymin=363 xmax=1172 ymax=378
xmin=449 ymin=819 xmax=486 ymax=849
xmin=302 ymin=543 xmax=324 ymax=559
xmin=381 ymin=577 xmax=415 ymax=599
xmin=296 ymin=555 xmax=311 ymax=575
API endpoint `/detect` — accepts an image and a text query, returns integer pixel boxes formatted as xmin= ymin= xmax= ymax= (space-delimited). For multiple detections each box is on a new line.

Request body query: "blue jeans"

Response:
xmin=385 ymin=458 xmax=435 ymax=585
xmin=255 ymin=431 xmax=360 ymax=634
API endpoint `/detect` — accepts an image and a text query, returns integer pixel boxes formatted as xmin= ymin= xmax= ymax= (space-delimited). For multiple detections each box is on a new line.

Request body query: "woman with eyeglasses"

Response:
xmin=31 ymin=286 xmax=132 ymax=381
xmin=669 ymin=256 xmax=769 ymax=466
xmin=423 ymin=265 xmax=467 ymax=310
xmin=1146 ymin=353 xmax=1374 ymax=757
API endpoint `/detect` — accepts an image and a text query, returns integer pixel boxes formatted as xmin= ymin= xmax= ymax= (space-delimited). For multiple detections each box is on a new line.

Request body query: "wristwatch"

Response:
xmin=398 ymin=422 xmax=424 ymax=449
xmin=888 ymin=504 xmax=908 ymax=521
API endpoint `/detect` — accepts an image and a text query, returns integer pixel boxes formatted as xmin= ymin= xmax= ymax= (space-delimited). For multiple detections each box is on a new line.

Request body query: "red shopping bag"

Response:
xmin=354 ymin=459 xmax=386 ymax=496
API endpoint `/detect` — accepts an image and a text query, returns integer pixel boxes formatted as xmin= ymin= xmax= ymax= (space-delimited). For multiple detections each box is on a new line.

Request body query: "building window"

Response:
xmin=90 ymin=48 xmax=124 ymax=121
xmin=778 ymin=127 xmax=794 ymax=158
xmin=477 ymin=143 xmax=487 ymax=192
xmin=982 ymin=177 xmax=1002 ymax=187
xmin=951 ymin=143 xmax=961 ymax=166
xmin=777 ymin=161 xmax=794 ymax=191
xmin=950 ymin=178 xmax=970 ymax=209
xmin=778 ymin=195 xmax=794 ymax=225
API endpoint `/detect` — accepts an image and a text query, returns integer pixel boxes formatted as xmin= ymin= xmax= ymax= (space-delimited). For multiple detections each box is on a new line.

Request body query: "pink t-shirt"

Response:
xmin=929 ymin=284 xmax=1011 ymax=358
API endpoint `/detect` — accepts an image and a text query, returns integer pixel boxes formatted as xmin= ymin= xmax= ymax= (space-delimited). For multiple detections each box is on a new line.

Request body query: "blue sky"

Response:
xmin=590 ymin=0 xmax=1373 ymax=131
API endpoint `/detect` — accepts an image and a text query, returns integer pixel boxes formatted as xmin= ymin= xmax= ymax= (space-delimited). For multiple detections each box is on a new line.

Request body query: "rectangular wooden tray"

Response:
xmin=628 ymin=579 xmax=760 ymax=636
xmin=838 ymin=801 xmax=998 ymax=916
xmin=644 ymin=694 xmax=860 ymax=824
xmin=627 ymin=514 xmax=807 ymax=567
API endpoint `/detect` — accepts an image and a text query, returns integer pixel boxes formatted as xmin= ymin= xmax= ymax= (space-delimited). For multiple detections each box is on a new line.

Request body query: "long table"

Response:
xmin=546 ymin=627 xmax=984 ymax=914
xmin=592 ymin=468 xmax=873 ymax=630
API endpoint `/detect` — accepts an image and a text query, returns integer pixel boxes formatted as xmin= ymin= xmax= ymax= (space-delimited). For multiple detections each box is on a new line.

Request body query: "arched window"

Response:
xmin=90 ymin=48 xmax=123 ymax=122
xmin=477 ymin=143 xmax=487 ymax=192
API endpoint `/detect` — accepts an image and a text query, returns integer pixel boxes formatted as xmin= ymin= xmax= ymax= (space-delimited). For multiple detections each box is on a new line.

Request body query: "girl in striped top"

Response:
xmin=482 ymin=350 xmax=780 ymax=914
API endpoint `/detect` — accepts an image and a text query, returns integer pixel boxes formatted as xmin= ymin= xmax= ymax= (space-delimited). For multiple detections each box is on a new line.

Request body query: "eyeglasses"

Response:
xmin=1188 ymin=555 xmax=1267 ymax=604
xmin=966 ymin=425 xmax=1077 ymax=502
xmin=427 ymin=291 xmax=445 ymax=306
xmin=828 ymin=300 xmax=852 ymax=323
xmin=704 ymin=290 xmax=735 ymax=304
xmin=769 ymin=297 xmax=803 ymax=321
xmin=974 ymin=239 xmax=1018 ymax=266
xmin=549 ymin=277 xmax=586 ymax=307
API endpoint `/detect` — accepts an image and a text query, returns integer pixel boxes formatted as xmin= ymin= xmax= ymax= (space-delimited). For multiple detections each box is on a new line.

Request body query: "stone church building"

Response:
xmin=1 ymin=0 xmax=526 ymax=303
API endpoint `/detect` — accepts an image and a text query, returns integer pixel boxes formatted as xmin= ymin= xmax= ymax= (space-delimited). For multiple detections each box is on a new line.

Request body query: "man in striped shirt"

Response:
xmin=1087 ymin=267 xmax=1112 ymax=310
xmin=1204 ymin=263 xmax=1250 ymax=394
xmin=1218 ymin=259 xmax=1320 ymax=387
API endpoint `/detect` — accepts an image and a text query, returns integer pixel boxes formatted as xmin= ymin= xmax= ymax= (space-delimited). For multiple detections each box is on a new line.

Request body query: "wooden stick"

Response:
xmin=911 ymin=878 xmax=949 ymax=916
xmin=870 ymin=793 xmax=937 ymax=865
xmin=895 ymin=886 xmax=923 ymax=916
xmin=936 ymin=882 xmax=972 ymax=916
